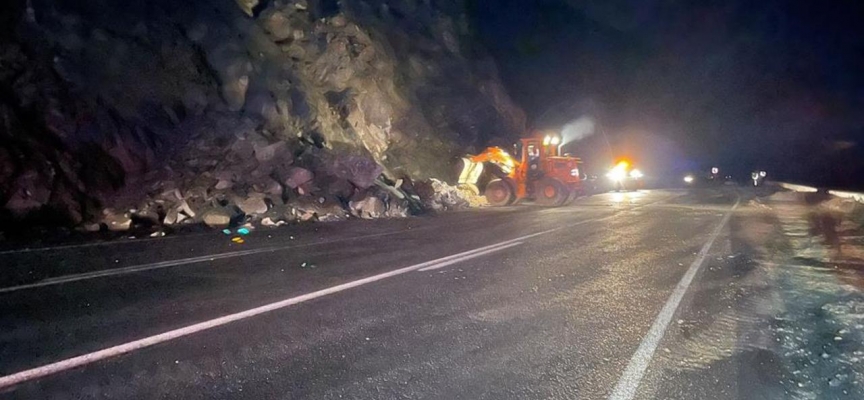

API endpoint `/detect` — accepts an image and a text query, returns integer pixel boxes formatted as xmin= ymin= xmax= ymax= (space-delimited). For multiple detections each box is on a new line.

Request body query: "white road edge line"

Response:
xmin=608 ymin=197 xmax=740 ymax=400
xmin=0 ymin=229 xmax=557 ymax=390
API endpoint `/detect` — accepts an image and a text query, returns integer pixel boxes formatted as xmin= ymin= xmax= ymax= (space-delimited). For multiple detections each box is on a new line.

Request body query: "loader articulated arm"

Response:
xmin=468 ymin=147 xmax=519 ymax=175
xmin=458 ymin=147 xmax=520 ymax=189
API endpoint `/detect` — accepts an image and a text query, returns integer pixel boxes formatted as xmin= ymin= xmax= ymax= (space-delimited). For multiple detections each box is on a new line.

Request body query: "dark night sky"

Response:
xmin=468 ymin=0 xmax=864 ymax=187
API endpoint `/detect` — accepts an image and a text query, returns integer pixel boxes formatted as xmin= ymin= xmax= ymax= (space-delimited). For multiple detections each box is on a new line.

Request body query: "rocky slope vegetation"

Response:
xmin=0 ymin=0 xmax=523 ymax=232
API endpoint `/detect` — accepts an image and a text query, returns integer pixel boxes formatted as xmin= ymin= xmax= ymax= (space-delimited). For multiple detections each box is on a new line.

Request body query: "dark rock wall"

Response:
xmin=0 ymin=0 xmax=524 ymax=227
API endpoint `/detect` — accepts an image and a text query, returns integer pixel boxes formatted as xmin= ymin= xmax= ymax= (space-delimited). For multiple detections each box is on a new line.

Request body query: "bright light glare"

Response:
xmin=684 ymin=175 xmax=694 ymax=184
xmin=611 ymin=191 xmax=645 ymax=203
xmin=550 ymin=136 xmax=561 ymax=146
xmin=629 ymin=169 xmax=643 ymax=179
xmin=759 ymin=170 xmax=767 ymax=177
xmin=711 ymin=167 xmax=719 ymax=174
xmin=606 ymin=161 xmax=630 ymax=182
xmin=607 ymin=169 xmax=626 ymax=181
xmin=542 ymin=135 xmax=551 ymax=146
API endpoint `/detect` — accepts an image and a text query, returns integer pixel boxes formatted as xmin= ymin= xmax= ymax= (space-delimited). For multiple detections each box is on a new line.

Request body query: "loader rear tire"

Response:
xmin=534 ymin=178 xmax=569 ymax=206
xmin=485 ymin=179 xmax=515 ymax=206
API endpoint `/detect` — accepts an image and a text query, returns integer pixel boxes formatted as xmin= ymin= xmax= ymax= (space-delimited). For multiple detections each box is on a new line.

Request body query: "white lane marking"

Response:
xmin=0 ymin=192 xmax=686 ymax=389
xmin=0 ymin=202 xmax=620 ymax=294
xmin=608 ymin=197 xmax=740 ymax=400
xmin=0 ymin=228 xmax=559 ymax=390
xmin=0 ymin=225 xmax=450 ymax=294
xmin=418 ymin=241 xmax=523 ymax=271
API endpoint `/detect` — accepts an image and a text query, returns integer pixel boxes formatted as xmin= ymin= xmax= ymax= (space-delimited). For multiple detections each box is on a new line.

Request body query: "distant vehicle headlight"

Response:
xmin=684 ymin=175 xmax=694 ymax=184
xmin=629 ymin=169 xmax=643 ymax=179
xmin=606 ymin=168 xmax=627 ymax=182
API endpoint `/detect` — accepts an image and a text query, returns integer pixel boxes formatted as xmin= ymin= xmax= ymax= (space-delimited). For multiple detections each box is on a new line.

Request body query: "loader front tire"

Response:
xmin=485 ymin=179 xmax=515 ymax=206
xmin=534 ymin=178 xmax=569 ymax=206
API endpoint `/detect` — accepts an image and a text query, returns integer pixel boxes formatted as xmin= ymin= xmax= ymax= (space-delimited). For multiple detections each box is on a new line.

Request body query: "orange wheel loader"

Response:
xmin=458 ymin=133 xmax=583 ymax=206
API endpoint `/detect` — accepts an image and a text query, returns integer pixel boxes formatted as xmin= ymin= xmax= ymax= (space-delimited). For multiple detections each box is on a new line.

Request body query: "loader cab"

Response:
xmin=517 ymin=138 xmax=544 ymax=179
xmin=517 ymin=135 xmax=580 ymax=183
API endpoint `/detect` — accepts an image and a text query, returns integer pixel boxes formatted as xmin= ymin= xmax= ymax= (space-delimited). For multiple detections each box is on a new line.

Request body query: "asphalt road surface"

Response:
xmin=0 ymin=189 xmax=812 ymax=399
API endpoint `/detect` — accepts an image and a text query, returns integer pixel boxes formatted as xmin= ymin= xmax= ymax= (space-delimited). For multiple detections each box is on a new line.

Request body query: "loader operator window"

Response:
xmin=527 ymin=144 xmax=542 ymax=178
xmin=527 ymin=144 xmax=539 ymax=163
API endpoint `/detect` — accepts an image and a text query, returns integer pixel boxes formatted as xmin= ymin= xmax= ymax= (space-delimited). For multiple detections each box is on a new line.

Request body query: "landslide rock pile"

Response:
xmin=0 ymin=0 xmax=523 ymax=231
xmin=92 ymin=130 xmax=478 ymax=231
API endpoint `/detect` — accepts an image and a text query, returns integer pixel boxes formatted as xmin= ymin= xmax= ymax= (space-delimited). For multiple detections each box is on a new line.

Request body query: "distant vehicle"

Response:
xmin=458 ymin=133 xmax=583 ymax=206
xmin=605 ymin=160 xmax=644 ymax=191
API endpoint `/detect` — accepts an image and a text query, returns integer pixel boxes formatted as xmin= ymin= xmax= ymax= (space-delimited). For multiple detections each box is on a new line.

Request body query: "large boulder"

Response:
xmin=290 ymin=196 xmax=347 ymax=222
xmin=201 ymin=207 xmax=233 ymax=227
xmin=349 ymin=196 xmax=385 ymax=219
xmin=384 ymin=199 xmax=411 ymax=218
xmin=323 ymin=155 xmax=383 ymax=189
xmin=238 ymin=195 xmax=269 ymax=216
xmin=422 ymin=179 xmax=487 ymax=210
xmin=254 ymin=141 xmax=290 ymax=164
xmin=279 ymin=167 xmax=314 ymax=189
xmin=252 ymin=177 xmax=284 ymax=198
xmin=4 ymin=170 xmax=52 ymax=216
xmin=319 ymin=176 xmax=356 ymax=199
xmin=101 ymin=209 xmax=132 ymax=232
xmin=262 ymin=10 xmax=294 ymax=41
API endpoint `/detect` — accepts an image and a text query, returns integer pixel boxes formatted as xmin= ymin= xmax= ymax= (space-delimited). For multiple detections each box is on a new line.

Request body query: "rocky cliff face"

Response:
xmin=0 ymin=0 xmax=523 ymax=230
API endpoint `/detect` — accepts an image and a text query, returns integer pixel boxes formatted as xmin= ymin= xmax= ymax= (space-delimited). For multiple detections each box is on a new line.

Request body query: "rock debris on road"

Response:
xmin=1 ymin=189 xmax=863 ymax=399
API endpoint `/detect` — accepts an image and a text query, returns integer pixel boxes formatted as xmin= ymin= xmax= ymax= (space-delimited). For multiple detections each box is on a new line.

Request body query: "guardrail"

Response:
xmin=774 ymin=182 xmax=818 ymax=193
xmin=769 ymin=181 xmax=864 ymax=204
xmin=828 ymin=190 xmax=864 ymax=203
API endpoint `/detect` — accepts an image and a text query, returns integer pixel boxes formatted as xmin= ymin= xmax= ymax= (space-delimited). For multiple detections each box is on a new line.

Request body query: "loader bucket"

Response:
xmin=457 ymin=157 xmax=484 ymax=187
